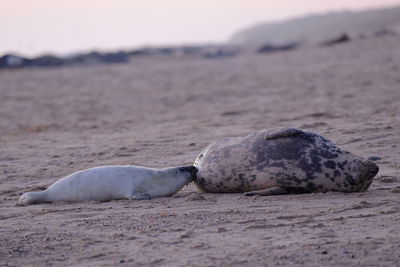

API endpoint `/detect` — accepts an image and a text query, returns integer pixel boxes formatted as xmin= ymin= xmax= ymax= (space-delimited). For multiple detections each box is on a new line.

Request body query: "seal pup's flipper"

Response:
xmin=244 ymin=186 xmax=289 ymax=196
xmin=265 ymin=128 xmax=304 ymax=140
xmin=130 ymin=193 xmax=152 ymax=200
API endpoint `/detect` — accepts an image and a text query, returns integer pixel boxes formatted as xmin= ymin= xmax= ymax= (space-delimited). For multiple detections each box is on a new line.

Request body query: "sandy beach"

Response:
xmin=1 ymin=35 xmax=400 ymax=266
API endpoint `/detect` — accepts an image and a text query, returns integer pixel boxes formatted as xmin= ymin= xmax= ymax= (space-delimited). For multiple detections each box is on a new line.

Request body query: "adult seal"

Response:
xmin=194 ymin=128 xmax=379 ymax=196
xmin=18 ymin=165 xmax=197 ymax=205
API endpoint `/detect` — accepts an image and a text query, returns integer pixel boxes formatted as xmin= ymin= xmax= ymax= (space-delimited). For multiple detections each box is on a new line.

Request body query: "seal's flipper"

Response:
xmin=244 ymin=186 xmax=289 ymax=196
xmin=265 ymin=128 xmax=304 ymax=140
xmin=130 ymin=193 xmax=152 ymax=200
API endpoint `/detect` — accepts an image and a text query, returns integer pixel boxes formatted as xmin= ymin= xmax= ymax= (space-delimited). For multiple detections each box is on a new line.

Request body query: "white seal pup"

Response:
xmin=194 ymin=128 xmax=379 ymax=196
xmin=18 ymin=165 xmax=197 ymax=205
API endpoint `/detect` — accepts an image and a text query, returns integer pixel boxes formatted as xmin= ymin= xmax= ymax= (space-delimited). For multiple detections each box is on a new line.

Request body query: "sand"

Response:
xmin=1 ymin=35 xmax=400 ymax=266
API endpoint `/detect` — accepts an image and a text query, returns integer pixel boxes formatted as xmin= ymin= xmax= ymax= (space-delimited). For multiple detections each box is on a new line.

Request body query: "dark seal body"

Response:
xmin=194 ymin=128 xmax=379 ymax=196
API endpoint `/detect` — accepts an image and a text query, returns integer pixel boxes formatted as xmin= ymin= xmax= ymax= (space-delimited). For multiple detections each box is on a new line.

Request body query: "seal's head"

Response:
xmin=148 ymin=165 xmax=197 ymax=197
xmin=176 ymin=166 xmax=198 ymax=182
xmin=334 ymin=155 xmax=379 ymax=193
xmin=356 ymin=159 xmax=379 ymax=192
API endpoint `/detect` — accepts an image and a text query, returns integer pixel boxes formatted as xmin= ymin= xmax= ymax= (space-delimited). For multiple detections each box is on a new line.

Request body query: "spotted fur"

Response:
xmin=194 ymin=128 xmax=379 ymax=195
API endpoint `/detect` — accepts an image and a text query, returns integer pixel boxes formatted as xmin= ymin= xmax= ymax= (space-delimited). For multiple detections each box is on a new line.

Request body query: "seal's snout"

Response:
xmin=179 ymin=166 xmax=198 ymax=176
xmin=362 ymin=160 xmax=379 ymax=179
xmin=367 ymin=161 xmax=379 ymax=178
xmin=358 ymin=160 xmax=379 ymax=191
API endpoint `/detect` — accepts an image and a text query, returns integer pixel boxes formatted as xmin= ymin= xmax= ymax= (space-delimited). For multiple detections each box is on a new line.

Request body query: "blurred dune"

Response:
xmin=231 ymin=5 xmax=400 ymax=45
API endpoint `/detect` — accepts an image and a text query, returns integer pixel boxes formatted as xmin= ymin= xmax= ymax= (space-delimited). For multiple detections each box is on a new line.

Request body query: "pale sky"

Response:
xmin=1 ymin=0 xmax=399 ymax=56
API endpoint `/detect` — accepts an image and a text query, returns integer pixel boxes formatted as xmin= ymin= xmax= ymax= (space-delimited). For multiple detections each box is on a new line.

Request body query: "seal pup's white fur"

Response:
xmin=18 ymin=165 xmax=197 ymax=205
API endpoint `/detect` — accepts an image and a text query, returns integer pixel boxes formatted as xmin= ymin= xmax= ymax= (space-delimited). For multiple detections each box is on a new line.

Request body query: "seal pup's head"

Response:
xmin=148 ymin=165 xmax=197 ymax=197
xmin=167 ymin=165 xmax=197 ymax=185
